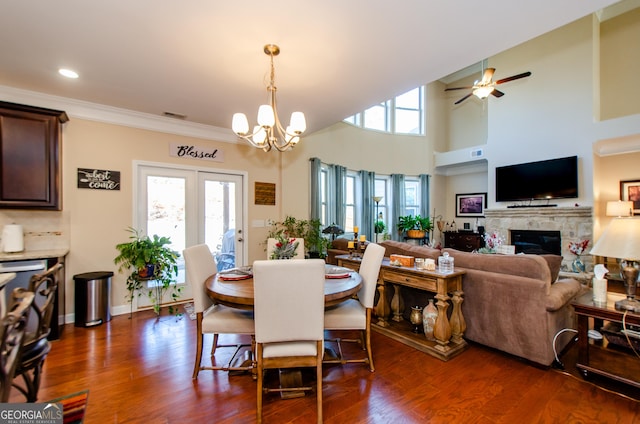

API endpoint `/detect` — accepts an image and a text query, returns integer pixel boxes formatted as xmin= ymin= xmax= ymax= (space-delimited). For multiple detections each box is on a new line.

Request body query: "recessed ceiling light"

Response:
xmin=58 ymin=68 xmax=79 ymax=79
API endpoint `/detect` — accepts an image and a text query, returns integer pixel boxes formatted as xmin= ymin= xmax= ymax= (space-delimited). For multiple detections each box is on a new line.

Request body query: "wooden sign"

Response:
xmin=77 ymin=168 xmax=120 ymax=190
xmin=255 ymin=182 xmax=276 ymax=205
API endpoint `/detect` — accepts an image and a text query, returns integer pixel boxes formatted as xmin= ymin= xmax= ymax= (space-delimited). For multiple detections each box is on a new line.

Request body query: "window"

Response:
xmin=404 ymin=178 xmax=420 ymax=216
xmin=394 ymin=87 xmax=424 ymax=135
xmin=344 ymin=86 xmax=424 ymax=135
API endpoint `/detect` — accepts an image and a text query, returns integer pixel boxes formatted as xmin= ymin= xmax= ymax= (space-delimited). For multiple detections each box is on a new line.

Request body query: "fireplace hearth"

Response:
xmin=484 ymin=206 xmax=593 ymax=273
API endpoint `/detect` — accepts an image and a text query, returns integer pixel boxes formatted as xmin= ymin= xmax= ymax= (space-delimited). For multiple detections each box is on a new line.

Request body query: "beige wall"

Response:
xmin=62 ymin=119 xmax=281 ymax=316
xmin=600 ymin=7 xmax=640 ymax=120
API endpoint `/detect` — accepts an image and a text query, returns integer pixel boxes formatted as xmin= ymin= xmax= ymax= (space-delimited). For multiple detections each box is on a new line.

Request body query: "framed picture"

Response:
xmin=456 ymin=193 xmax=486 ymax=217
xmin=620 ymin=179 xmax=640 ymax=215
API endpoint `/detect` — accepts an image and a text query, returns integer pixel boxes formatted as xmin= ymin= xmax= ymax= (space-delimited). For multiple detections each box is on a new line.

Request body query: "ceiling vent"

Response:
xmin=163 ymin=111 xmax=187 ymax=120
xmin=471 ymin=148 xmax=484 ymax=158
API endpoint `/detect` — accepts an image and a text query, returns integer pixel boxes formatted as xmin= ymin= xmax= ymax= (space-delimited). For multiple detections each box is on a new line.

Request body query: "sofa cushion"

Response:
xmin=379 ymin=240 xmax=441 ymax=260
xmin=442 ymin=248 xmax=552 ymax=283
xmin=540 ymin=254 xmax=563 ymax=282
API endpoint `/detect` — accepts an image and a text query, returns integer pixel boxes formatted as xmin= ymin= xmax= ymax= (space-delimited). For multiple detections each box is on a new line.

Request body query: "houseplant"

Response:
xmin=114 ymin=227 xmax=181 ymax=316
xmin=265 ymin=216 xmax=330 ymax=258
xmin=398 ymin=215 xmax=432 ymax=239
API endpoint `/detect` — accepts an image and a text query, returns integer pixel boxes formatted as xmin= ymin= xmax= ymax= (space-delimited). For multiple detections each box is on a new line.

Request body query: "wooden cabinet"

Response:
xmin=0 ymin=101 xmax=68 ymax=210
xmin=444 ymin=231 xmax=484 ymax=252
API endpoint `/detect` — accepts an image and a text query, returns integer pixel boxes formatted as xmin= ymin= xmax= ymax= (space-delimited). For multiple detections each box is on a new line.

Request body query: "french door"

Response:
xmin=135 ymin=162 xmax=245 ymax=309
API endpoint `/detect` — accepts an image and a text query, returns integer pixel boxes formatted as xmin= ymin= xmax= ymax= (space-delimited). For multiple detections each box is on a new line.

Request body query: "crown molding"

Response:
xmin=0 ymin=85 xmax=239 ymax=143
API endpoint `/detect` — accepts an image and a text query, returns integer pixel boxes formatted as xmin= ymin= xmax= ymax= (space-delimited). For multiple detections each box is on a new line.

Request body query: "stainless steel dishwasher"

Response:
xmin=0 ymin=259 xmax=47 ymax=332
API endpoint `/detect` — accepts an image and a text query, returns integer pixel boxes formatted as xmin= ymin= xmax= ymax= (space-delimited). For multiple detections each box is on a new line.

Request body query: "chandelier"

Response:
xmin=232 ymin=44 xmax=306 ymax=152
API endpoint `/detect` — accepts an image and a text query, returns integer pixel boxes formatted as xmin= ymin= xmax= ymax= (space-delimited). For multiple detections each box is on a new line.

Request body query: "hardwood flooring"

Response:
xmin=10 ymin=308 xmax=640 ymax=423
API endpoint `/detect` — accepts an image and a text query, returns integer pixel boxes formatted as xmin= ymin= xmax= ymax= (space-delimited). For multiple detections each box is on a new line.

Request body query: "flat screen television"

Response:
xmin=495 ymin=156 xmax=578 ymax=202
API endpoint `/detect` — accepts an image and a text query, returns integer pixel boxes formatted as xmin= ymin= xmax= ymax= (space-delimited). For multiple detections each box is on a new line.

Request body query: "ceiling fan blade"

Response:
xmin=445 ymin=86 xmax=473 ymax=91
xmin=481 ymin=68 xmax=495 ymax=84
xmin=495 ymin=71 xmax=532 ymax=85
xmin=491 ymin=89 xmax=505 ymax=98
xmin=454 ymin=93 xmax=473 ymax=105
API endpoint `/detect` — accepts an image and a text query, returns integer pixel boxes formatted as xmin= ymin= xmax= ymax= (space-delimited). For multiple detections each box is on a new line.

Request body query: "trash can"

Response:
xmin=74 ymin=271 xmax=113 ymax=327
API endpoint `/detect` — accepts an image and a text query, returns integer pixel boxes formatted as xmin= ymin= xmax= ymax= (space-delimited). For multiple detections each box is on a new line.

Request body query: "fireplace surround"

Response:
xmin=483 ymin=206 xmax=593 ymax=273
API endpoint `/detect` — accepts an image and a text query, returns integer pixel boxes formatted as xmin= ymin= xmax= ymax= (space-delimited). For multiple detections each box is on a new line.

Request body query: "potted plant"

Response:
xmin=398 ymin=215 xmax=432 ymax=239
xmin=114 ymin=227 xmax=181 ymax=316
xmin=265 ymin=216 xmax=330 ymax=258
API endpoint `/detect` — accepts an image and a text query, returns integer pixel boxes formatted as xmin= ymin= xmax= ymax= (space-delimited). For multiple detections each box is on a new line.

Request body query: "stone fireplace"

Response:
xmin=483 ymin=206 xmax=593 ymax=273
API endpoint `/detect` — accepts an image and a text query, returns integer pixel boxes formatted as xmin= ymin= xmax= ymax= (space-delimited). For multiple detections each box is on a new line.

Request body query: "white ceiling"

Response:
xmin=0 ymin=1 xmax=621 ymax=135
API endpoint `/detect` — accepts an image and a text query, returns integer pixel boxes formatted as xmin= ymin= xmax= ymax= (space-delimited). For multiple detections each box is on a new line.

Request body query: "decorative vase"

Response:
xmin=423 ymin=299 xmax=438 ymax=341
xmin=572 ymin=256 xmax=585 ymax=273
xmin=410 ymin=306 xmax=423 ymax=333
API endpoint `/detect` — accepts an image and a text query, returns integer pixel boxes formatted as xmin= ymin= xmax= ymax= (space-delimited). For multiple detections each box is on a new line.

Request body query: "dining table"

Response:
xmin=204 ymin=264 xmax=363 ymax=399
xmin=205 ymin=266 xmax=363 ymax=310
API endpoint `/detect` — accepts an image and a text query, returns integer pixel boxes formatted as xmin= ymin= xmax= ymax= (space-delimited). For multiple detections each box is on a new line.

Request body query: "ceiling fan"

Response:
xmin=445 ymin=67 xmax=532 ymax=105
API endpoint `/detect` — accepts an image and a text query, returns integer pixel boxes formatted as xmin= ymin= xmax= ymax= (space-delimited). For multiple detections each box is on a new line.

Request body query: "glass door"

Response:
xmin=135 ymin=163 xmax=244 ymax=310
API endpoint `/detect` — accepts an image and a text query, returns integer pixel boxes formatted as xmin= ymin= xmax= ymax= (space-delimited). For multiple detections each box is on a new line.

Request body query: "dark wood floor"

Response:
xmin=11 ymin=308 xmax=640 ymax=423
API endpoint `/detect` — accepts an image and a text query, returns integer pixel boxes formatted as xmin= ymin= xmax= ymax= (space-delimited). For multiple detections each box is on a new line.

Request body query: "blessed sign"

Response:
xmin=77 ymin=168 xmax=120 ymax=190
xmin=169 ymin=143 xmax=224 ymax=162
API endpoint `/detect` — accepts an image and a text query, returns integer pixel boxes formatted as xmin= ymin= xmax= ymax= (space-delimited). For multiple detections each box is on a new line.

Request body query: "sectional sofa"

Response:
xmin=328 ymin=238 xmax=584 ymax=366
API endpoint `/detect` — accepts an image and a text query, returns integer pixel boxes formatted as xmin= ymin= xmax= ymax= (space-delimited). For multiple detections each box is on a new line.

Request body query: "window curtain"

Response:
xmin=309 ymin=158 xmax=322 ymax=222
xmin=391 ymin=174 xmax=405 ymax=241
xmin=332 ymin=164 xmax=347 ymax=228
xmin=359 ymin=170 xmax=375 ymax=241
xmin=419 ymin=174 xmax=431 ymax=243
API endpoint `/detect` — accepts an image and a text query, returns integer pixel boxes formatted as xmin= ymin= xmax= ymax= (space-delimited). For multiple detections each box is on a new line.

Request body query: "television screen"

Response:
xmin=495 ymin=156 xmax=578 ymax=202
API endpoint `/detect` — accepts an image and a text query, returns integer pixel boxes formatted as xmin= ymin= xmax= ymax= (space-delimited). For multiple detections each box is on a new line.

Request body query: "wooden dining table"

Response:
xmin=205 ymin=266 xmax=363 ymax=398
xmin=205 ymin=268 xmax=363 ymax=310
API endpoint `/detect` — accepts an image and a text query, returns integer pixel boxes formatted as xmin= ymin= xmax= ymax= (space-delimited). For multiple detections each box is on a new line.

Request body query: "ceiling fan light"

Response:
xmin=473 ymin=86 xmax=494 ymax=99
xmin=232 ymin=113 xmax=249 ymax=135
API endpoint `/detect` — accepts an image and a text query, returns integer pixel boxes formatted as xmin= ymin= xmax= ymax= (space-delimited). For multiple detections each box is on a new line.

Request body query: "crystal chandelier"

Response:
xmin=232 ymin=44 xmax=306 ymax=152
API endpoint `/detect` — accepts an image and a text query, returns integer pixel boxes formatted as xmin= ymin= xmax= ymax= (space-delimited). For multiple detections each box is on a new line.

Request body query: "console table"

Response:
xmin=336 ymin=254 xmax=467 ymax=361
xmin=572 ymin=292 xmax=640 ymax=388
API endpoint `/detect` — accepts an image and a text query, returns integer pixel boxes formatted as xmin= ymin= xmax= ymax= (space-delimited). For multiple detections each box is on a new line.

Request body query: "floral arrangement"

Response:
xmin=483 ymin=231 xmax=505 ymax=251
xmin=270 ymin=235 xmax=300 ymax=260
xmin=568 ymin=239 xmax=589 ymax=256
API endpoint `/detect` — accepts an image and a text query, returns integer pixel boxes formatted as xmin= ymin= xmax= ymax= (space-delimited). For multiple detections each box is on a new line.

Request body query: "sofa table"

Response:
xmin=336 ymin=254 xmax=467 ymax=361
xmin=572 ymin=291 xmax=640 ymax=388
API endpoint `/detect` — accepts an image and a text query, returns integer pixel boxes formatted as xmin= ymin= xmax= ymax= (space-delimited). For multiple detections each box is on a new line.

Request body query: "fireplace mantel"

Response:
xmin=484 ymin=206 xmax=593 ymax=273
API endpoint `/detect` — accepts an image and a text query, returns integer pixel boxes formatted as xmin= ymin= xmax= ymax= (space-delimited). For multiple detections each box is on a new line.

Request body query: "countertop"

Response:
xmin=0 ymin=248 xmax=69 ymax=262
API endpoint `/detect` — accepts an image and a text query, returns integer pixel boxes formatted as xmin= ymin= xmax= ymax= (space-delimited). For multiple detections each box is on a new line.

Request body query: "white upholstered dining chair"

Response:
xmin=323 ymin=242 xmax=385 ymax=372
xmin=183 ymin=244 xmax=255 ymax=379
xmin=266 ymin=238 xmax=304 ymax=259
xmin=253 ymin=259 xmax=325 ymax=423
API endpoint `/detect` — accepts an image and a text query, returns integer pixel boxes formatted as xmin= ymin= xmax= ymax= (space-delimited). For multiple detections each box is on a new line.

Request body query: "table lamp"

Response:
xmin=589 ymin=217 xmax=640 ymax=312
xmin=605 ymin=200 xmax=633 ymax=217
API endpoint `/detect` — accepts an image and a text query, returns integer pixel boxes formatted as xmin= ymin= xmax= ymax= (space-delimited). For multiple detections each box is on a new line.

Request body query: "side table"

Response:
xmin=571 ymin=291 xmax=640 ymax=388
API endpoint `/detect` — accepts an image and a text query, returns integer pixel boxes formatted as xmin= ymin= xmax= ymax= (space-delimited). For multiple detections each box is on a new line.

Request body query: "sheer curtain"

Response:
xmin=391 ymin=174 xmax=405 ymax=241
xmin=360 ymin=170 xmax=375 ymax=241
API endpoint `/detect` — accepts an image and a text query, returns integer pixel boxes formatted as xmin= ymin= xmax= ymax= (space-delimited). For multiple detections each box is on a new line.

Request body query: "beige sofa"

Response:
xmin=372 ymin=240 xmax=582 ymax=367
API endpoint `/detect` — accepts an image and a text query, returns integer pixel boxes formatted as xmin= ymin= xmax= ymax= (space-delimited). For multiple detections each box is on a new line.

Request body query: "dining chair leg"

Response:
xmin=316 ymin=340 xmax=323 ymax=423
xmin=365 ymin=311 xmax=374 ymax=372
xmin=193 ymin=315 xmax=204 ymax=379
xmin=211 ymin=333 xmax=219 ymax=355
xmin=256 ymin=344 xmax=264 ymax=424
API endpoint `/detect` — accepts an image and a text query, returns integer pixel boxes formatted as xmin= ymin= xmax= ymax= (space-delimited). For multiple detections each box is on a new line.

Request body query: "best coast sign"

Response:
xmin=77 ymin=168 xmax=120 ymax=190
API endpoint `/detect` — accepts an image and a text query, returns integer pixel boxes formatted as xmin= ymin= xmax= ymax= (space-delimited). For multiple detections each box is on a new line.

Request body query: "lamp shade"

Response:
xmin=473 ymin=86 xmax=494 ymax=99
xmin=606 ymin=200 xmax=633 ymax=217
xmin=590 ymin=217 xmax=640 ymax=261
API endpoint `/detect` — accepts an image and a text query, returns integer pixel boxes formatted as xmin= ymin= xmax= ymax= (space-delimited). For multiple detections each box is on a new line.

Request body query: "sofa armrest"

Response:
xmin=545 ymin=278 xmax=581 ymax=312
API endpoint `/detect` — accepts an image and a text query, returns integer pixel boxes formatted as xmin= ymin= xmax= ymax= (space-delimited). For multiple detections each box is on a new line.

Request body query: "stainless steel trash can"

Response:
xmin=74 ymin=271 xmax=113 ymax=327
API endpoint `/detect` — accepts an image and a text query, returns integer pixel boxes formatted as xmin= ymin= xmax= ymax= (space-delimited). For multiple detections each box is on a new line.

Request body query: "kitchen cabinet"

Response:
xmin=0 ymin=101 xmax=68 ymax=210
